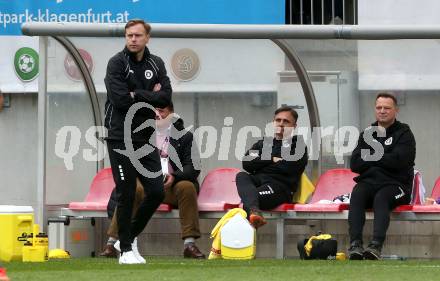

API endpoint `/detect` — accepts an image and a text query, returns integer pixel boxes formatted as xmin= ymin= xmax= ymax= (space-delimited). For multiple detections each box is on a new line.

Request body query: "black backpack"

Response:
xmin=297 ymin=233 xmax=338 ymax=260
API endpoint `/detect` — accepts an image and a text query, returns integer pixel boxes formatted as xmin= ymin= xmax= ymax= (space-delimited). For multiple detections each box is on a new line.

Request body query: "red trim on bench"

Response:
xmin=293 ymin=203 xmax=349 ymax=212
xmin=270 ymin=203 xmax=296 ymax=212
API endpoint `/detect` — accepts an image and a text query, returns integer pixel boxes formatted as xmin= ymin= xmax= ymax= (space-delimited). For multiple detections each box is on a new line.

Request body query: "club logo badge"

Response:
xmin=385 ymin=137 xmax=393 ymax=146
xmin=145 ymin=70 xmax=153 ymax=80
xmin=14 ymin=47 xmax=39 ymax=82
xmin=171 ymin=48 xmax=200 ymax=82
xmin=64 ymin=48 xmax=94 ymax=81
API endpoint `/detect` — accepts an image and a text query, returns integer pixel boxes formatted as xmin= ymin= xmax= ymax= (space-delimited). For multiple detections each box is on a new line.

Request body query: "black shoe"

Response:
xmin=364 ymin=241 xmax=382 ymax=260
xmin=348 ymin=240 xmax=364 ymax=260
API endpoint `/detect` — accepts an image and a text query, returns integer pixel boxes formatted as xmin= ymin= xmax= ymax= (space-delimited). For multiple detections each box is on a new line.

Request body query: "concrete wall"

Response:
xmin=174 ymin=92 xmax=277 ymax=180
xmin=0 ymin=94 xmax=38 ymax=207
xmin=358 ymin=0 xmax=440 ymax=90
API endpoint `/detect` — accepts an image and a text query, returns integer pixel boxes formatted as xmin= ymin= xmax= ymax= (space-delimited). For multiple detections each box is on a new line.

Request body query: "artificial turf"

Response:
xmin=4 ymin=257 xmax=440 ymax=281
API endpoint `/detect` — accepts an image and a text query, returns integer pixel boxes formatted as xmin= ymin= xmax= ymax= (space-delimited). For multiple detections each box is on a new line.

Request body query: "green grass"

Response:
xmin=3 ymin=257 xmax=440 ymax=281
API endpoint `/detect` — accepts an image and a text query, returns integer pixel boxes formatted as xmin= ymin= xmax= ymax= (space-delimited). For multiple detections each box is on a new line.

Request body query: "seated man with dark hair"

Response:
xmin=236 ymin=106 xmax=308 ymax=228
xmin=348 ymin=92 xmax=416 ymax=260
xmin=100 ymin=102 xmax=205 ymax=259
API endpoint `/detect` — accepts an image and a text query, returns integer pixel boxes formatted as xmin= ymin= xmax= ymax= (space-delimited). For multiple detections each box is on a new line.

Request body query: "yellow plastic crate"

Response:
xmin=22 ymin=245 xmax=47 ymax=262
xmin=0 ymin=205 xmax=34 ymax=262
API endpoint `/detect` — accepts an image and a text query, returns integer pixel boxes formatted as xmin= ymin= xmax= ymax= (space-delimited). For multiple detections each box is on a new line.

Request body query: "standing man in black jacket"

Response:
xmin=104 ymin=19 xmax=172 ymax=264
xmin=348 ymin=92 xmax=416 ymax=260
xmin=236 ymin=106 xmax=308 ymax=228
xmin=101 ymin=102 xmax=205 ymax=259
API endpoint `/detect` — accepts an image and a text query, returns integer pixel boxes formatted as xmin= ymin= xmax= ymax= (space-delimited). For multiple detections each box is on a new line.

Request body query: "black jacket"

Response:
xmin=107 ymin=117 xmax=200 ymax=218
xmin=350 ymin=120 xmax=416 ymax=191
xmin=242 ymin=135 xmax=308 ymax=196
xmin=167 ymin=118 xmax=201 ymax=187
xmin=104 ymin=46 xmax=172 ymax=142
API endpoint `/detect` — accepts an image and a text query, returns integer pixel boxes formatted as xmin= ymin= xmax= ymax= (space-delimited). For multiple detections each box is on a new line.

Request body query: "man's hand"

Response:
xmin=129 ymin=91 xmax=135 ymax=98
xmin=153 ymin=83 xmax=162 ymax=92
xmin=164 ymin=174 xmax=175 ymax=190
xmin=272 ymin=157 xmax=282 ymax=163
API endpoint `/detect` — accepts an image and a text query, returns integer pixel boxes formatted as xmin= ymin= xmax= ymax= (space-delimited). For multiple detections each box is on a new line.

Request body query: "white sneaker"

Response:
xmin=131 ymin=237 xmax=146 ymax=264
xmin=114 ymin=238 xmax=146 ymax=263
xmin=119 ymin=251 xmax=142 ymax=264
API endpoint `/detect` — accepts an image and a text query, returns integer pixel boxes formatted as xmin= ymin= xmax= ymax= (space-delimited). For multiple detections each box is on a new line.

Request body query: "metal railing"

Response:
xmin=286 ymin=0 xmax=357 ymax=25
xmin=23 ymin=23 xmax=440 ymax=40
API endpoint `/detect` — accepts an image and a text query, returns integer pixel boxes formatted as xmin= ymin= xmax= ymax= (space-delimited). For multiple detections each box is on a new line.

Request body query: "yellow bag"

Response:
xmin=208 ymin=208 xmax=255 ymax=260
xmin=48 ymin=249 xmax=70 ymax=259
xmin=292 ymin=173 xmax=315 ymax=204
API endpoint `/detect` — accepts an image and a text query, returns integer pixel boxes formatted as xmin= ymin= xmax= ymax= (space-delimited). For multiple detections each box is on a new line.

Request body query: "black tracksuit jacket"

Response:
xmin=350 ymin=120 xmax=416 ymax=192
xmin=242 ymin=135 xmax=308 ymax=196
xmin=104 ymin=46 xmax=172 ymax=142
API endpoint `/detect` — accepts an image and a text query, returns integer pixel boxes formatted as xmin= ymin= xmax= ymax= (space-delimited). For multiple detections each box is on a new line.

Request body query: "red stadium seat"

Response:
xmin=431 ymin=176 xmax=440 ymax=200
xmin=410 ymin=176 xmax=440 ymax=213
xmin=294 ymin=168 xmax=358 ymax=212
xmin=68 ymin=168 xmax=115 ymax=211
xmin=310 ymin=169 xmax=358 ymax=203
xmin=68 ymin=168 xmax=172 ymax=212
xmin=197 ymin=167 xmax=241 ymax=211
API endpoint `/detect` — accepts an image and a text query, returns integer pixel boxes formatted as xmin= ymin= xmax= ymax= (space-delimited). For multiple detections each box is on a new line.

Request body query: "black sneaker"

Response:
xmin=348 ymin=240 xmax=364 ymax=260
xmin=364 ymin=241 xmax=382 ymax=260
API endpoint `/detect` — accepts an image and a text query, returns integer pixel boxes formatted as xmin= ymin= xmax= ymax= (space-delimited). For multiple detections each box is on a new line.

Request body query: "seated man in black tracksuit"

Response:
xmin=348 ymin=92 xmax=416 ymax=260
xmin=236 ymin=106 xmax=308 ymax=228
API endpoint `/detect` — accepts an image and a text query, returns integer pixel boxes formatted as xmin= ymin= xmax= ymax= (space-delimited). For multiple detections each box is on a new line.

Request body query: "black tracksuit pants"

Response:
xmin=107 ymin=140 xmax=165 ymax=252
xmin=348 ymin=182 xmax=410 ymax=245
xmin=236 ymin=172 xmax=291 ymax=216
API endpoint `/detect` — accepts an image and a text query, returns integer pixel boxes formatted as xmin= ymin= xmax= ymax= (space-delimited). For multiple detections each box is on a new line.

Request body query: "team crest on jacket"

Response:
xmin=145 ymin=70 xmax=153 ymax=79
xmin=385 ymin=137 xmax=393 ymax=146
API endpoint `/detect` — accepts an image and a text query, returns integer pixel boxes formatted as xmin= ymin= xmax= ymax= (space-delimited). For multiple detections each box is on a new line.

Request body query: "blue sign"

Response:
xmin=0 ymin=0 xmax=285 ymax=36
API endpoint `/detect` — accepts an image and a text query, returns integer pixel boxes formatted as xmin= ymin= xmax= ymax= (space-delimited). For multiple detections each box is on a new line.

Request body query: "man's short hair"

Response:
xmin=157 ymin=101 xmax=174 ymax=111
xmin=376 ymin=92 xmax=398 ymax=106
xmin=124 ymin=19 xmax=151 ymax=35
xmin=274 ymin=106 xmax=298 ymax=123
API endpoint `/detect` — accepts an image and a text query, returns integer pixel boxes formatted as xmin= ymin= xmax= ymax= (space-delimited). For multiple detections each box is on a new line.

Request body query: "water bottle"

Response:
xmin=382 ymin=254 xmax=406 ymax=261
xmin=35 ymin=233 xmax=49 ymax=261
